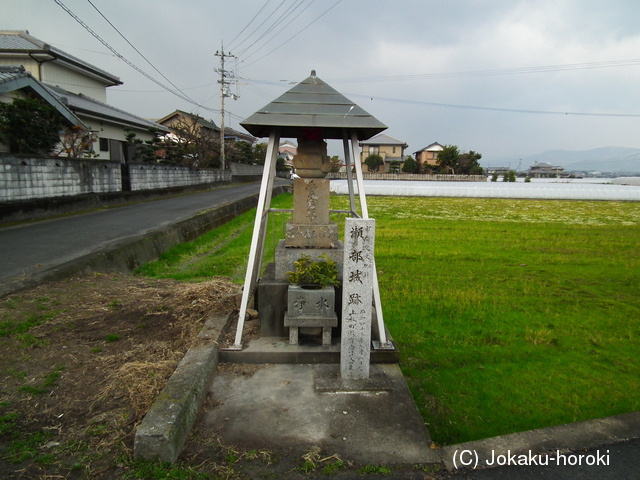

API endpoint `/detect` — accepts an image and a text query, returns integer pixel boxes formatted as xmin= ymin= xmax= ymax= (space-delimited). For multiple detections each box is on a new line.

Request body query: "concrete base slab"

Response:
xmin=314 ymin=364 xmax=393 ymax=392
xmin=201 ymin=363 xmax=440 ymax=465
xmin=218 ymin=336 xmax=399 ymax=364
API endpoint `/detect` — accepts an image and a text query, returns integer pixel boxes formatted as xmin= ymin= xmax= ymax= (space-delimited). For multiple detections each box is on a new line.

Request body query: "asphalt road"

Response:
xmin=0 ymin=180 xmax=288 ymax=295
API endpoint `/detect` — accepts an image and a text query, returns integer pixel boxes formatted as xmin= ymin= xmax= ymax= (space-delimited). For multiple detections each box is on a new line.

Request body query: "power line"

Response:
xmin=232 ymin=0 xmax=288 ymax=54
xmin=236 ymin=0 xmax=311 ymax=59
xmin=227 ymin=0 xmax=274 ymax=51
xmin=240 ymin=0 xmax=316 ymax=63
xmin=345 ymin=92 xmax=640 ymax=118
xmin=327 ymin=58 xmax=640 ymax=84
xmin=53 ymin=0 xmax=216 ymax=112
xmin=241 ymin=0 xmax=343 ymax=68
xmin=85 ymin=0 xmax=196 ymax=105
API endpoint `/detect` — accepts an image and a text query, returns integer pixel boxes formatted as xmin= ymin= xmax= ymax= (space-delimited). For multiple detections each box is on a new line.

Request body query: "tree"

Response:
xmin=276 ymin=157 xmax=289 ymax=172
xmin=160 ymin=114 xmax=219 ymax=168
xmin=364 ymin=153 xmax=384 ymax=172
xmin=126 ymin=127 xmax=162 ymax=163
xmin=457 ymin=150 xmax=484 ymax=175
xmin=253 ymin=142 xmax=268 ymax=165
xmin=227 ymin=140 xmax=253 ymax=164
xmin=389 ymin=160 xmax=400 ymax=174
xmin=330 ymin=156 xmax=342 ymax=173
xmin=401 ymin=157 xmax=417 ymax=173
xmin=55 ymin=126 xmax=98 ymax=158
xmin=436 ymin=145 xmax=460 ymax=174
xmin=0 ymin=96 xmax=63 ymax=154
xmin=503 ymin=170 xmax=516 ymax=182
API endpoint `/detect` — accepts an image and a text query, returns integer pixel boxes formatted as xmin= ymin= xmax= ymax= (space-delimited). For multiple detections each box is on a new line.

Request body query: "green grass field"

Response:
xmin=137 ymin=193 xmax=640 ymax=445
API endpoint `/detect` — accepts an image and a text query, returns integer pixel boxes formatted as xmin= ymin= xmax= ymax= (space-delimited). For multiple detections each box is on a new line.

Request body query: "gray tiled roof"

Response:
xmin=45 ymin=84 xmax=168 ymax=132
xmin=0 ymin=31 xmax=121 ymax=86
xmin=359 ymin=133 xmax=407 ymax=146
xmin=0 ymin=66 xmax=29 ymax=84
xmin=0 ymin=66 xmax=83 ymax=127
xmin=241 ymin=70 xmax=387 ymax=140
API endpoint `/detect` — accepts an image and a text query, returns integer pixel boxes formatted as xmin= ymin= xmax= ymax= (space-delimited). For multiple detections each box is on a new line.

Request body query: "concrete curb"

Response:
xmin=133 ymin=345 xmax=218 ymax=462
xmin=439 ymin=411 xmax=640 ymax=471
xmin=133 ymin=312 xmax=232 ymax=462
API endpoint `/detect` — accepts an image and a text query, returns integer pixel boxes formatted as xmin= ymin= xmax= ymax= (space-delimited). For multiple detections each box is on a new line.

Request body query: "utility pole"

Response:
xmin=215 ymin=43 xmax=237 ymax=171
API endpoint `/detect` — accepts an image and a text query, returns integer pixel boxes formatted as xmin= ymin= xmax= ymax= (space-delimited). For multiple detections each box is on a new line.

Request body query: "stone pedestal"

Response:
xmin=284 ymin=285 xmax=338 ymax=346
xmin=256 ymin=263 xmax=288 ymax=337
xmin=285 ymin=178 xmax=338 ymax=248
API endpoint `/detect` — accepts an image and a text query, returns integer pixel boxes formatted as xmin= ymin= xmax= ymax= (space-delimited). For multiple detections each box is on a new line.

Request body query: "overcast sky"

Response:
xmin=4 ymin=0 xmax=640 ymax=164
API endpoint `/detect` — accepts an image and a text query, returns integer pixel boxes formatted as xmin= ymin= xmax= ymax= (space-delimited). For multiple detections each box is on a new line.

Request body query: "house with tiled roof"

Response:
xmin=527 ymin=162 xmax=565 ymax=178
xmin=0 ymin=65 xmax=83 ymax=129
xmin=413 ymin=142 xmax=444 ymax=169
xmin=0 ymin=30 xmax=167 ymax=159
xmin=157 ymin=110 xmax=255 ymax=144
xmin=359 ymin=133 xmax=408 ymax=173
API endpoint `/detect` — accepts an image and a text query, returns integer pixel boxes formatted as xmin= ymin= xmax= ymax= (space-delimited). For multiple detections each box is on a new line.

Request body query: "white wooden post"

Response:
xmin=349 ymin=131 xmax=390 ymax=347
xmin=342 ymin=131 xmax=357 ymax=215
xmin=233 ymin=129 xmax=280 ymax=348
xmin=350 ymin=131 xmax=368 ymax=219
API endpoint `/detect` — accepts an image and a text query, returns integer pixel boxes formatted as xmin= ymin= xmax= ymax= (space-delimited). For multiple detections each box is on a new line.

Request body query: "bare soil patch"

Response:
xmin=0 ymin=274 xmax=446 ymax=479
xmin=0 ymin=273 xmax=238 ymax=478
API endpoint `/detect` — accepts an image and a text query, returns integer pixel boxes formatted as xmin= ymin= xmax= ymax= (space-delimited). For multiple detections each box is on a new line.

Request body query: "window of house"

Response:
xmin=99 ymin=138 xmax=109 ymax=152
xmin=392 ymin=146 xmax=396 ymax=154
xmin=370 ymin=146 xmax=379 ymax=155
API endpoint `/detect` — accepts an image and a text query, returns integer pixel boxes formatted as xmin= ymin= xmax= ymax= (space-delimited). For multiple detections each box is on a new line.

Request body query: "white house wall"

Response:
xmin=1 ymin=56 xmax=41 ymax=78
xmin=78 ymin=116 xmax=157 ymax=160
xmin=41 ymin=62 xmax=108 ymax=102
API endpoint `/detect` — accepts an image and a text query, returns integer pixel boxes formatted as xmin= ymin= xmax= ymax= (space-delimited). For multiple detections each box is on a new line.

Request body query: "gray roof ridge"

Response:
xmin=360 ymin=133 xmax=407 ymax=145
xmin=44 ymin=84 xmax=167 ymax=132
xmin=0 ymin=30 xmax=122 ymax=86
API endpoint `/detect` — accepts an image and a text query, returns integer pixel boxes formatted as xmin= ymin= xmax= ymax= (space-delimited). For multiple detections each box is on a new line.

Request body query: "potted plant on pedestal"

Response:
xmin=284 ymin=253 xmax=340 ymax=345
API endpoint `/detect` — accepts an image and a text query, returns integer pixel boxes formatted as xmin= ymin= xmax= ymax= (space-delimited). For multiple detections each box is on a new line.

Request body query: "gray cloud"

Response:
xmin=4 ymin=0 xmax=640 ymax=162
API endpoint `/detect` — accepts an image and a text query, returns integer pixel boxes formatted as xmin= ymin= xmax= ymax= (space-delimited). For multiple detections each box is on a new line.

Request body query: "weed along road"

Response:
xmin=0 ymin=180 xmax=290 ymax=297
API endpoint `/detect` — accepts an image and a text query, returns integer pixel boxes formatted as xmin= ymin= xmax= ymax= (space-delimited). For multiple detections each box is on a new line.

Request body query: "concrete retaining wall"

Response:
xmin=0 ymin=155 xmax=236 ymax=202
xmin=128 ymin=164 xmax=230 ymax=191
xmin=0 ymin=156 xmax=122 ymax=201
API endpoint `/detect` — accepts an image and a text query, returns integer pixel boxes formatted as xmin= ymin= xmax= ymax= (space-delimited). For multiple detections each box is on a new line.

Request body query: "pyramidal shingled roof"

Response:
xmin=240 ymin=70 xmax=387 ymax=140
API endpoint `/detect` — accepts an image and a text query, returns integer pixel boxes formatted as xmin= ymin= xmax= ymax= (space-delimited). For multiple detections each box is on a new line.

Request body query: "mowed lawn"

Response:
xmin=340 ymin=196 xmax=640 ymax=445
xmin=139 ymin=193 xmax=640 ymax=445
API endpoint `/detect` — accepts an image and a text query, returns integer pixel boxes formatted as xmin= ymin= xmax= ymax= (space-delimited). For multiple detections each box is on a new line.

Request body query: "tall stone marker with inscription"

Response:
xmin=341 ymin=217 xmax=375 ymax=379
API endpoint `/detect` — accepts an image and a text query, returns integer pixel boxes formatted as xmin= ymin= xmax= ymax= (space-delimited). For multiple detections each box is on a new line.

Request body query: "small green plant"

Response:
xmin=0 ymin=405 xmax=19 ymax=435
xmin=125 ymin=458 xmax=214 ymax=479
xmin=322 ymin=458 xmax=345 ymax=474
xmin=105 ymin=334 xmax=120 ymax=343
xmin=107 ymin=300 xmax=123 ymax=310
xmin=359 ymin=464 xmax=391 ymax=474
xmin=287 ymin=253 xmax=340 ymax=288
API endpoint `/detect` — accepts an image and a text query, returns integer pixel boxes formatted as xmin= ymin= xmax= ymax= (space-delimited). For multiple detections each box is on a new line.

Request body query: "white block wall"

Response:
xmin=127 ymin=164 xmax=231 ymax=191
xmin=0 ymin=156 xmax=122 ymax=201
xmin=0 ymin=157 xmax=234 ymax=202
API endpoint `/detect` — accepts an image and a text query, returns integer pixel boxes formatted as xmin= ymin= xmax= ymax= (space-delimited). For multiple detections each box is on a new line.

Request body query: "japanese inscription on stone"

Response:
xmin=340 ymin=218 xmax=375 ymax=380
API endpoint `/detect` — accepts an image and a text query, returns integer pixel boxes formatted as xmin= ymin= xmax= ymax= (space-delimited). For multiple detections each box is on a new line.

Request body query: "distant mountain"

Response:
xmin=487 ymin=147 xmax=640 ymax=174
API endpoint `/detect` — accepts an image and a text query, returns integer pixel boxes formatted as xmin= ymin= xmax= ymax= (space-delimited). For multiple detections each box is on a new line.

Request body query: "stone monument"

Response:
xmin=340 ymin=218 xmax=375 ymax=379
xmin=234 ymin=70 xmax=390 ymax=362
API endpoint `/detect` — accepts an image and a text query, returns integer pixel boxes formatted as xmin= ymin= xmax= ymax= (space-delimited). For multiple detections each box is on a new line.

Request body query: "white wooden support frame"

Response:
xmin=233 ymin=129 xmax=280 ymax=348
xmin=233 ymin=129 xmax=390 ymax=349
xmin=344 ymin=130 xmax=391 ymax=348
